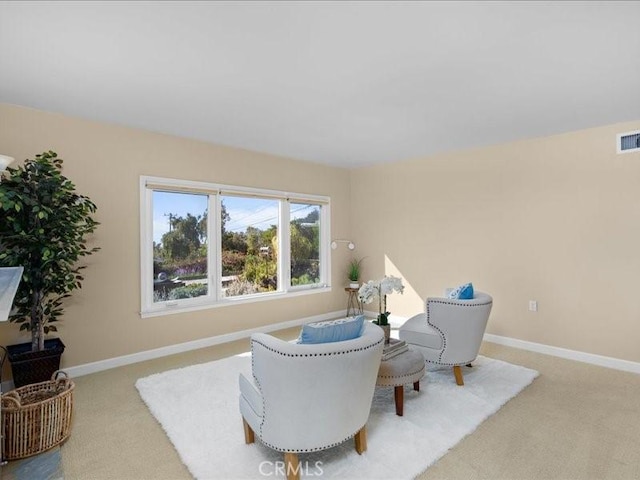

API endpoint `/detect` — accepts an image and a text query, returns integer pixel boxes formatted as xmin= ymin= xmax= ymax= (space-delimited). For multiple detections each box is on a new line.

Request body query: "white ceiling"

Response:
xmin=1 ymin=1 xmax=639 ymax=168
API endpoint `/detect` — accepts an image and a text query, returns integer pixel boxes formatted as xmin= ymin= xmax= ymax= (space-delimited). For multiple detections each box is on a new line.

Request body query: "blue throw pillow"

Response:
xmin=299 ymin=315 xmax=366 ymax=344
xmin=447 ymin=283 xmax=474 ymax=300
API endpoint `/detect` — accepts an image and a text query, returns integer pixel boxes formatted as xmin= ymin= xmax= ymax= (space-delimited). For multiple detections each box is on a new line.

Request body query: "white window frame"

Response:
xmin=140 ymin=176 xmax=331 ymax=318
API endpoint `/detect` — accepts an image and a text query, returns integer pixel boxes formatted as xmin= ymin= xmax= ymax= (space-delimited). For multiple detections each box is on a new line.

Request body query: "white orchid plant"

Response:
xmin=358 ymin=275 xmax=404 ymax=326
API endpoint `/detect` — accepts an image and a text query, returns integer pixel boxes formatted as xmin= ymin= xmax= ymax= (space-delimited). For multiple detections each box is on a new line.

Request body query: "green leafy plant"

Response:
xmin=348 ymin=258 xmax=363 ymax=282
xmin=167 ymin=283 xmax=208 ymax=300
xmin=0 ymin=151 xmax=99 ymax=351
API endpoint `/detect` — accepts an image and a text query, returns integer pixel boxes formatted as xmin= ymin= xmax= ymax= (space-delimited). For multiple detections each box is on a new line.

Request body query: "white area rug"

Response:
xmin=136 ymin=354 xmax=538 ymax=479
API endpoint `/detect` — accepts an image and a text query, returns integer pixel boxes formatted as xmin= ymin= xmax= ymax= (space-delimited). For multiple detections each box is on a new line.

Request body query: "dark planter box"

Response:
xmin=6 ymin=338 xmax=65 ymax=387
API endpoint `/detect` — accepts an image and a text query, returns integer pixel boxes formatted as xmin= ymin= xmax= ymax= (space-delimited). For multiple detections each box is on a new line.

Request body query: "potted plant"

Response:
xmin=358 ymin=276 xmax=404 ymax=343
xmin=347 ymin=258 xmax=363 ymax=289
xmin=0 ymin=151 xmax=99 ymax=386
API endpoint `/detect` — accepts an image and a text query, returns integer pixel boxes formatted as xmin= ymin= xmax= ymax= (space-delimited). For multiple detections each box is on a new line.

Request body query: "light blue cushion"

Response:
xmin=447 ymin=282 xmax=474 ymax=300
xmin=299 ymin=315 xmax=366 ymax=344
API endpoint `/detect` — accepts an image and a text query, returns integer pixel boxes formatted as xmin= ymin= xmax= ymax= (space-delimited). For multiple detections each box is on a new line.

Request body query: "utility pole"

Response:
xmin=164 ymin=213 xmax=175 ymax=232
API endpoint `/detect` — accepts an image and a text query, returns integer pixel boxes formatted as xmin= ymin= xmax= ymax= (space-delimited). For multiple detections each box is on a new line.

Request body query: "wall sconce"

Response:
xmin=331 ymin=239 xmax=355 ymax=250
xmin=0 ymin=154 xmax=15 ymax=172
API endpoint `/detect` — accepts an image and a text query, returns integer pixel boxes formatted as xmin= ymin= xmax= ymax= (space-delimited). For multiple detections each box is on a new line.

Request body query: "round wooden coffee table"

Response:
xmin=376 ymin=348 xmax=425 ymax=416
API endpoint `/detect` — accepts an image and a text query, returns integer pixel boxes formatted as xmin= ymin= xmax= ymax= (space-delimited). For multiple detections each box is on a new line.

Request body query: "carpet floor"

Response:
xmin=136 ymin=354 xmax=538 ymax=479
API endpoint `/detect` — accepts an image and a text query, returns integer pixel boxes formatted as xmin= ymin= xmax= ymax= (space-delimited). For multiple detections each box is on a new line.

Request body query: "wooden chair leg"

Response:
xmin=242 ymin=417 xmax=255 ymax=444
xmin=354 ymin=426 xmax=367 ymax=454
xmin=453 ymin=365 xmax=464 ymax=386
xmin=413 ymin=380 xmax=420 ymax=392
xmin=394 ymin=385 xmax=404 ymax=416
xmin=284 ymin=452 xmax=300 ymax=480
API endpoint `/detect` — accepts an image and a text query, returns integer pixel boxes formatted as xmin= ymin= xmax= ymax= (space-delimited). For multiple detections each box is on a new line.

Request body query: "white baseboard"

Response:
xmin=4 ymin=312 xmax=637 ymax=393
xmin=373 ymin=310 xmax=640 ymax=375
xmin=483 ymin=333 xmax=640 ymax=375
xmin=1 ymin=309 xmax=346 ymax=392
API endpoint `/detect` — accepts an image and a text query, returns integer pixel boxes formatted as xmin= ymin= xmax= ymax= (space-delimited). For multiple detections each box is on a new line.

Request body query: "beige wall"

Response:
xmin=2 ymin=102 xmax=639 ymax=371
xmin=0 ymin=103 xmax=352 ymax=370
xmin=351 ymin=121 xmax=640 ymax=363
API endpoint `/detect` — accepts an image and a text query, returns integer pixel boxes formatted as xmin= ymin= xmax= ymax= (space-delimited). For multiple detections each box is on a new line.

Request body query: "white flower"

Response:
xmin=380 ymin=276 xmax=404 ymax=296
xmin=358 ymin=275 xmax=404 ymax=321
xmin=358 ymin=275 xmax=404 ymax=304
xmin=358 ymin=280 xmax=378 ymax=305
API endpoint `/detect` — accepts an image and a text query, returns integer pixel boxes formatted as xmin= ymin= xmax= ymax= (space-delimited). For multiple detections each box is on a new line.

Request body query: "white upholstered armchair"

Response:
xmin=239 ymin=322 xmax=384 ymax=480
xmin=399 ymin=292 xmax=493 ymax=386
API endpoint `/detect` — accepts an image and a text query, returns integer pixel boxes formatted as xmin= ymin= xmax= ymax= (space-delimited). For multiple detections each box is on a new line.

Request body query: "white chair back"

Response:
xmin=248 ymin=322 xmax=384 ymax=452
xmin=425 ymin=292 xmax=493 ymax=365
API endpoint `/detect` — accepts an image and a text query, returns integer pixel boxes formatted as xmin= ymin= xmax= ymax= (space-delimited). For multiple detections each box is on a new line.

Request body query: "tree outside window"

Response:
xmin=141 ymin=176 xmax=330 ymax=316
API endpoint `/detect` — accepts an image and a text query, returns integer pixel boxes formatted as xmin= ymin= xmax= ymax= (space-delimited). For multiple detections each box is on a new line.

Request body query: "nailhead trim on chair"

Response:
xmin=256 ymin=427 xmax=366 ymax=453
xmin=248 ymin=335 xmax=384 ymax=453
xmin=427 ymin=298 xmax=493 ymax=308
xmin=376 ymin=364 xmax=426 ymax=384
xmin=251 ymin=337 xmax=384 ymax=358
xmin=249 ymin=343 xmax=267 ymax=442
xmin=425 ymin=297 xmax=493 ymax=365
xmin=424 ymin=358 xmax=473 ymax=367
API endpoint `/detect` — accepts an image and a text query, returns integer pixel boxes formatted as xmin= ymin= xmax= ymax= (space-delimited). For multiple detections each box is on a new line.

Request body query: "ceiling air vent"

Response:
xmin=617 ymin=130 xmax=640 ymax=154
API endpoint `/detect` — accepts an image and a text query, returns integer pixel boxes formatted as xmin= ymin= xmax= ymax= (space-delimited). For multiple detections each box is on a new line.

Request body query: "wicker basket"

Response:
xmin=1 ymin=371 xmax=75 ymax=460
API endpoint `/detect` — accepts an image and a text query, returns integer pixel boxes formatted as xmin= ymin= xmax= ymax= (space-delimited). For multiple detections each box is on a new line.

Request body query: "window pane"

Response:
xmin=290 ymin=203 xmax=321 ymax=286
xmin=152 ymin=191 xmax=208 ymax=303
xmin=221 ymin=196 xmax=279 ymax=297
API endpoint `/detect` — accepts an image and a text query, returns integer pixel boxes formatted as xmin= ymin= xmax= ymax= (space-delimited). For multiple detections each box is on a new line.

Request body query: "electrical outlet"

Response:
xmin=529 ymin=300 xmax=538 ymax=312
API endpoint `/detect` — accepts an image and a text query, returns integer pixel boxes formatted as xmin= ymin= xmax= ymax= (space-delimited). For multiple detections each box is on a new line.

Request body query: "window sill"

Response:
xmin=140 ymin=285 xmax=332 ymax=319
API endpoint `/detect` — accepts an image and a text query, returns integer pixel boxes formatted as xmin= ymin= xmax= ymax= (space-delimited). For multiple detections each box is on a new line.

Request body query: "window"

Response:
xmin=221 ymin=195 xmax=279 ymax=298
xmin=140 ymin=176 xmax=330 ymax=317
xmin=152 ymin=191 xmax=209 ymax=303
xmin=290 ymin=203 xmax=321 ymax=286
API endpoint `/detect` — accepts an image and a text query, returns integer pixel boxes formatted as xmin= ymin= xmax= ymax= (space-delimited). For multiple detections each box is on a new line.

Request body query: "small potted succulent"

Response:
xmin=0 ymin=151 xmax=99 ymax=386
